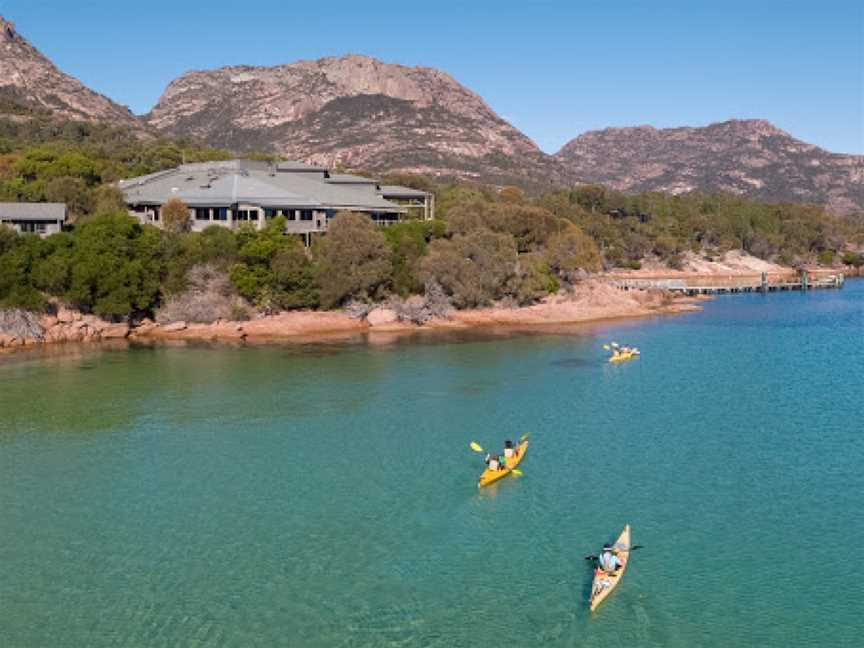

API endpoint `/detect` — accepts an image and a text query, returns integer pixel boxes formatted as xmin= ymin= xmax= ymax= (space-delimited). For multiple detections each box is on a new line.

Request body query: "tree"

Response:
xmin=271 ymin=242 xmax=319 ymax=309
xmin=315 ymin=212 xmax=392 ymax=308
xmin=545 ymin=225 xmax=602 ymax=278
xmin=842 ymin=251 xmax=863 ymax=267
xmin=382 ymin=220 xmax=446 ymax=296
xmin=420 ymin=229 xmax=518 ymax=308
xmin=161 ymin=197 xmax=191 ymax=233
xmin=67 ymin=212 xmax=164 ymax=319
xmin=92 ymin=185 xmax=128 ymax=215
xmin=500 ymin=186 xmax=524 ymax=203
xmin=45 ymin=176 xmax=93 ymax=218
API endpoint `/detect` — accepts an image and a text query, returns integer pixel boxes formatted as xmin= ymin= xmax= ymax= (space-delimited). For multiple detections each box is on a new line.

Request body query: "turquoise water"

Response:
xmin=1 ymin=282 xmax=862 ymax=647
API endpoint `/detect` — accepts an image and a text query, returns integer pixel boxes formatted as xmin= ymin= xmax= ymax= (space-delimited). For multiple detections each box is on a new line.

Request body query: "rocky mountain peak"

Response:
xmin=145 ymin=53 xmax=569 ymax=187
xmin=1 ymin=16 xmax=17 ymax=39
xmin=556 ymin=119 xmax=862 ymax=213
xmin=0 ymin=16 xmax=139 ymax=125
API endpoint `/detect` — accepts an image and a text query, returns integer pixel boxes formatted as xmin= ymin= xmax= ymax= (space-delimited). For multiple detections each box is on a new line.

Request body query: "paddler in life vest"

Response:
xmin=503 ymin=440 xmax=516 ymax=462
xmin=597 ymin=543 xmax=622 ymax=574
xmin=484 ymin=454 xmax=502 ymax=471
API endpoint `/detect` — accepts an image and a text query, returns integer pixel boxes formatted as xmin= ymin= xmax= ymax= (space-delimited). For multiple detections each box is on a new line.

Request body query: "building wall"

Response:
xmin=0 ymin=219 xmax=62 ymax=237
xmin=128 ymin=204 xmax=401 ymax=235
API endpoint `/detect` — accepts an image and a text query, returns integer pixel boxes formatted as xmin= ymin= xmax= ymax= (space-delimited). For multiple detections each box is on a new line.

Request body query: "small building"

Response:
xmin=118 ymin=160 xmax=434 ymax=244
xmin=0 ymin=202 xmax=67 ymax=236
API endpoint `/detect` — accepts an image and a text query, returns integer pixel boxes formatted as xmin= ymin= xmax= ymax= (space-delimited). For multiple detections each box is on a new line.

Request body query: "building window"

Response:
xmin=300 ymin=210 xmax=313 ymax=221
xmin=236 ymin=210 xmax=259 ymax=222
xmin=153 ymin=208 xmax=160 ymax=222
xmin=264 ymin=208 xmax=276 ymax=219
xmin=214 ymin=208 xmax=228 ymax=221
xmin=195 ymin=208 xmax=210 ymax=221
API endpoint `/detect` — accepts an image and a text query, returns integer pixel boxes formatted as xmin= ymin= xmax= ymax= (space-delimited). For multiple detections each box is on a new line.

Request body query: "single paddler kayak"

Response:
xmin=478 ymin=440 xmax=528 ymax=488
xmin=589 ymin=524 xmax=631 ymax=611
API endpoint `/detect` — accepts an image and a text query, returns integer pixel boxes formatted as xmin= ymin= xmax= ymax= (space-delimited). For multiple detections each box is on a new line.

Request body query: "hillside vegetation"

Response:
xmin=1 ymin=116 xmax=862 ymax=321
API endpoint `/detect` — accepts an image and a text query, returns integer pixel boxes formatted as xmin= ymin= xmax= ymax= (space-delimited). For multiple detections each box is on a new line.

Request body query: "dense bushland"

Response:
xmin=1 ymin=114 xmax=861 ymax=321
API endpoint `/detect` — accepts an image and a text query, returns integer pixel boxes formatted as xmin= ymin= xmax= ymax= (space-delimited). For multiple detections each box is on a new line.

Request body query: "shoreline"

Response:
xmin=127 ymin=281 xmax=706 ymax=345
xmin=0 ymin=281 xmax=704 ymax=354
xmin=3 ymin=266 xmax=858 ymax=355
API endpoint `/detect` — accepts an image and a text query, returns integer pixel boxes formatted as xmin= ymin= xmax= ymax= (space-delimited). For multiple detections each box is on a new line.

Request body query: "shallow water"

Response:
xmin=1 ymin=282 xmax=862 ymax=647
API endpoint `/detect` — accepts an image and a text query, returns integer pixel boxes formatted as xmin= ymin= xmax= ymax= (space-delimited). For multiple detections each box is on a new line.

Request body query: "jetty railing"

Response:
xmin=606 ymin=270 xmax=844 ymax=295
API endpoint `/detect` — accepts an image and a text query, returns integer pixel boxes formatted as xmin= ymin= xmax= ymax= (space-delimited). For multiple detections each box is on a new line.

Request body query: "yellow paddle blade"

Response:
xmin=470 ymin=441 xmax=484 ymax=453
xmin=602 ymin=344 xmax=610 ymax=350
xmin=511 ymin=469 xmax=523 ymax=477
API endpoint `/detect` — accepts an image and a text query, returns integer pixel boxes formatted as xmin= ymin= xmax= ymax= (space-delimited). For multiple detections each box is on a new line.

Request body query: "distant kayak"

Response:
xmin=608 ymin=349 xmax=639 ymax=363
xmin=589 ymin=524 xmax=631 ymax=611
xmin=478 ymin=440 xmax=528 ymax=488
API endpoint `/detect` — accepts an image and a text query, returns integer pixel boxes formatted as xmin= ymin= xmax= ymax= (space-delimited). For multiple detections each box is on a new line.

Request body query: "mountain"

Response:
xmin=144 ymin=54 xmax=571 ymax=188
xmin=0 ymin=16 xmax=138 ymax=126
xmin=556 ymin=120 xmax=863 ymax=214
xmin=2 ymin=15 xmax=861 ymax=211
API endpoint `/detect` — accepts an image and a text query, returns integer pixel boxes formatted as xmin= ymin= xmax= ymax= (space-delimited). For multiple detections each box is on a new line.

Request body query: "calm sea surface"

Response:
xmin=2 ymin=281 xmax=862 ymax=647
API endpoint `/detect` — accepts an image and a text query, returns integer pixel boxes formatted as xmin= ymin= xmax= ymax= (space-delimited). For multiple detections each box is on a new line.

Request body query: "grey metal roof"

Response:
xmin=276 ymin=160 xmax=328 ymax=173
xmin=326 ymin=173 xmax=377 ymax=185
xmin=379 ymin=185 xmax=430 ymax=199
xmin=119 ymin=161 xmax=404 ymax=213
xmin=0 ymin=202 xmax=67 ymax=221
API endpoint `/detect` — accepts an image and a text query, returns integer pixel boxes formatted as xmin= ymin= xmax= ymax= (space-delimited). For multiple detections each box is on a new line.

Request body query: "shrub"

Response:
xmin=156 ymin=263 xmax=241 ymax=323
xmin=315 ymin=212 xmax=391 ymax=308
xmin=666 ymin=253 xmax=684 ymax=270
xmin=818 ymin=249 xmax=836 ymax=266
xmin=512 ymin=253 xmax=560 ymax=305
xmin=161 ymin=197 xmax=191 ymax=233
xmin=66 ymin=212 xmax=164 ymax=319
xmin=545 ymin=225 xmax=602 ymax=278
xmin=420 ymin=229 xmax=518 ymax=308
xmin=271 ymin=243 xmax=319 ymax=309
xmin=841 ymin=251 xmax=863 ymax=267
xmin=383 ymin=220 xmax=445 ymax=296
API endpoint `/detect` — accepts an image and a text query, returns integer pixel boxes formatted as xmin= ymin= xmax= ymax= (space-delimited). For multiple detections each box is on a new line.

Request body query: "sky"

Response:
xmin=2 ymin=0 xmax=862 ymax=154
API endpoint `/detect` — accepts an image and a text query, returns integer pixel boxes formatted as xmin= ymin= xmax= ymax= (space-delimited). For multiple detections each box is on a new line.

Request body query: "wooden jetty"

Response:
xmin=608 ymin=270 xmax=845 ymax=296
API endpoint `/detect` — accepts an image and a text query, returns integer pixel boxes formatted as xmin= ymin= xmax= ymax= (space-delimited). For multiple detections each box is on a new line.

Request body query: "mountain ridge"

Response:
xmin=556 ymin=118 xmax=863 ymax=213
xmin=0 ymin=16 xmax=140 ymax=127
xmin=1 ymin=16 xmax=860 ymax=211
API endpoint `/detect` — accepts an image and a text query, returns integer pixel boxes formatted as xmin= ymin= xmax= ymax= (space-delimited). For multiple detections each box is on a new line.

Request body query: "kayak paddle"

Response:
xmin=470 ymin=441 xmax=485 ymax=453
xmin=511 ymin=469 xmax=523 ymax=477
xmin=520 ymin=432 xmax=530 ymax=442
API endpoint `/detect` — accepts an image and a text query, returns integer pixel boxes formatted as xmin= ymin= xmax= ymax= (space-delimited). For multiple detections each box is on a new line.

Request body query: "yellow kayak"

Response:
xmin=608 ymin=349 xmax=639 ymax=363
xmin=478 ymin=440 xmax=528 ymax=488
xmin=589 ymin=524 xmax=631 ymax=611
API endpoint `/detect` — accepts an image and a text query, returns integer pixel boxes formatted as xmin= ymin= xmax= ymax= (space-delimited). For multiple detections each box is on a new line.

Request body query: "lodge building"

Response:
xmin=0 ymin=202 xmax=67 ymax=237
xmin=118 ymin=159 xmax=434 ymax=244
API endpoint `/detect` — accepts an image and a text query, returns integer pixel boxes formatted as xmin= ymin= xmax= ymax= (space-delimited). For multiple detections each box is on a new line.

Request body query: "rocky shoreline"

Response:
xmin=0 ymin=281 xmax=703 ymax=353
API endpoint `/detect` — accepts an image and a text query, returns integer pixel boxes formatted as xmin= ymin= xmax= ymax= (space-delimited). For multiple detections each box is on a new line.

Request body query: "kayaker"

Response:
xmin=598 ymin=544 xmax=622 ymax=573
xmin=503 ymin=440 xmax=515 ymax=459
xmin=485 ymin=454 xmax=501 ymax=471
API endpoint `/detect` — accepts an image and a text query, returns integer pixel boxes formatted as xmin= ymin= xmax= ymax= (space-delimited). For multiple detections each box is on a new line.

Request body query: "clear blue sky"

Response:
xmin=2 ymin=0 xmax=862 ymax=153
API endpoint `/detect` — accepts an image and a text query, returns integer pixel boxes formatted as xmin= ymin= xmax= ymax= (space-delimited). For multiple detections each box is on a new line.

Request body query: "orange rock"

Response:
xmin=101 ymin=324 xmax=130 ymax=339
